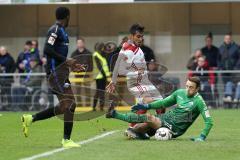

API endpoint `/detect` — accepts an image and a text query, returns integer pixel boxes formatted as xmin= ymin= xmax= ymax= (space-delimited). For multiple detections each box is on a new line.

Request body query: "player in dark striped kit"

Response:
xmin=21 ymin=7 xmax=85 ymax=148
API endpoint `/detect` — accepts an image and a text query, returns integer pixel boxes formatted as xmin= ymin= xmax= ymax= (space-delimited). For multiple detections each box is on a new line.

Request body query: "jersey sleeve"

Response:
xmin=44 ymin=26 xmax=66 ymax=62
xmin=111 ymin=52 xmax=124 ymax=84
xmin=149 ymin=90 xmax=178 ymax=109
xmin=46 ymin=27 xmax=58 ymax=46
xmin=122 ymin=50 xmax=133 ymax=64
xmin=196 ymin=97 xmax=214 ymax=138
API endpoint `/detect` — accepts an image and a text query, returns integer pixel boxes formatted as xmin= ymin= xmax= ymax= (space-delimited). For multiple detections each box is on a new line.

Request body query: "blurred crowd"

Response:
xmin=1 ymin=32 xmax=240 ymax=111
xmin=187 ymin=32 xmax=240 ymax=108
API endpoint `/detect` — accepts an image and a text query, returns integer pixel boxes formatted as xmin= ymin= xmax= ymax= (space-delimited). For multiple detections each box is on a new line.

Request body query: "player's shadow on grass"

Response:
xmin=74 ymin=111 xmax=105 ymax=121
xmin=54 ymin=89 xmax=121 ymax=121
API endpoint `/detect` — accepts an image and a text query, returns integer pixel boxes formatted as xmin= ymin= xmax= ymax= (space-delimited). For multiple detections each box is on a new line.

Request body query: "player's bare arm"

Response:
xmin=106 ymin=52 xmax=124 ymax=93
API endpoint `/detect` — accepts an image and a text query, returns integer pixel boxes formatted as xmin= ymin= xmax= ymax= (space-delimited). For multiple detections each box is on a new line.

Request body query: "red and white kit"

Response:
xmin=112 ymin=41 xmax=163 ymax=104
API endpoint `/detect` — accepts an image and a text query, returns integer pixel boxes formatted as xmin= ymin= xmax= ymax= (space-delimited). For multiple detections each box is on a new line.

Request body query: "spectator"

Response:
xmin=140 ymin=39 xmax=155 ymax=63
xmin=12 ymin=56 xmax=42 ymax=111
xmin=16 ymin=41 xmax=38 ymax=73
xmin=0 ymin=46 xmax=16 ymax=74
xmin=201 ymin=32 xmax=220 ymax=97
xmin=186 ymin=49 xmax=203 ymax=70
xmin=71 ymin=37 xmax=93 ymax=106
xmin=188 ymin=56 xmax=215 ymax=107
xmin=218 ymin=33 xmax=240 ymax=103
xmin=147 ymin=59 xmax=177 ymax=96
xmin=147 ymin=59 xmax=173 ymax=114
xmin=71 ymin=37 xmax=93 ymax=71
xmin=23 ymin=56 xmax=42 ymax=88
xmin=0 ymin=46 xmax=16 ymax=110
xmin=31 ymin=40 xmax=41 ymax=64
xmin=231 ymin=80 xmax=240 ymax=103
xmin=104 ymin=41 xmax=117 ymax=71
xmin=201 ymin=32 xmax=220 ymax=70
xmin=106 ymin=37 xmax=128 ymax=72
xmin=92 ymin=42 xmax=110 ymax=111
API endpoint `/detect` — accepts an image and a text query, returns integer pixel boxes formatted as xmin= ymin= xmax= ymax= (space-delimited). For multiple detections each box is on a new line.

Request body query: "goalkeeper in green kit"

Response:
xmin=106 ymin=77 xmax=213 ymax=141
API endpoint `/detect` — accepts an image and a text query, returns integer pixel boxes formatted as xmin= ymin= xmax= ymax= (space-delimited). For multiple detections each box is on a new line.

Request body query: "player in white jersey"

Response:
xmin=115 ymin=40 xmax=163 ymax=104
xmin=106 ymin=24 xmax=165 ymax=128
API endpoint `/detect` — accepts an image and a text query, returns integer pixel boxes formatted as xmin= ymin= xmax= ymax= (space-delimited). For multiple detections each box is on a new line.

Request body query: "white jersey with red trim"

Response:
xmin=118 ymin=42 xmax=147 ymax=77
xmin=116 ymin=41 xmax=162 ymax=103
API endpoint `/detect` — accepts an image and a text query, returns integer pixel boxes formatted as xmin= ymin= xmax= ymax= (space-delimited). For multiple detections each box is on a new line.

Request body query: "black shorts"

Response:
xmin=46 ymin=65 xmax=70 ymax=95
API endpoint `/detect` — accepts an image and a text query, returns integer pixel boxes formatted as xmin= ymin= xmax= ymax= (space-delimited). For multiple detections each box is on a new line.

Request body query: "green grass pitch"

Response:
xmin=0 ymin=109 xmax=240 ymax=160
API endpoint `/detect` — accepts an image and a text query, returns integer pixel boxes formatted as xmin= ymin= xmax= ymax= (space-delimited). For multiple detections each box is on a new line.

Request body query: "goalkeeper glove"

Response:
xmin=190 ymin=134 xmax=206 ymax=142
xmin=131 ymin=103 xmax=150 ymax=112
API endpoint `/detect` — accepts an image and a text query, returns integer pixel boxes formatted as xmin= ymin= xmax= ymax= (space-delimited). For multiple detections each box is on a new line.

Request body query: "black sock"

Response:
xmin=64 ymin=121 xmax=73 ymax=140
xmin=33 ymin=106 xmax=61 ymax=122
xmin=63 ymin=108 xmax=75 ymax=140
xmin=63 ymin=103 xmax=76 ymax=139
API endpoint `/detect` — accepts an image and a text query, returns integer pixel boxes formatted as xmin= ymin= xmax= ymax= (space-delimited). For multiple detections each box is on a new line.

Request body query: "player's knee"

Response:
xmin=146 ymin=114 xmax=155 ymax=123
xmin=60 ymin=99 xmax=76 ymax=113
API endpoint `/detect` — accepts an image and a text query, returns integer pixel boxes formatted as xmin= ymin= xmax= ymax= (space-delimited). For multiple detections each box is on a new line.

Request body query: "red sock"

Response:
xmin=156 ymin=108 xmax=166 ymax=115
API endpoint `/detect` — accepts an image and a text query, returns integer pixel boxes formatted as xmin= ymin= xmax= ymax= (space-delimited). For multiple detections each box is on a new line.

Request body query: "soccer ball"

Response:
xmin=154 ymin=127 xmax=172 ymax=141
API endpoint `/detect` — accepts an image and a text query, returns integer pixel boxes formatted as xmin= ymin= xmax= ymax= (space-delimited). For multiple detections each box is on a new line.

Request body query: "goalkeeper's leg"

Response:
xmin=106 ymin=107 xmax=161 ymax=128
xmin=130 ymin=115 xmax=161 ymax=139
xmin=129 ymin=96 xmax=153 ymax=127
xmin=130 ymin=96 xmax=164 ymax=127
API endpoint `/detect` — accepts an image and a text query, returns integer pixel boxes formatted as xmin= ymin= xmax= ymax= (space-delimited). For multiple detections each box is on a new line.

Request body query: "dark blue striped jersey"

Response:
xmin=44 ymin=23 xmax=69 ymax=74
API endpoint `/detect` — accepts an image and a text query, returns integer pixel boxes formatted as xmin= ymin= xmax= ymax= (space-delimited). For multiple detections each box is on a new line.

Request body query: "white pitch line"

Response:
xmin=20 ymin=130 xmax=118 ymax=160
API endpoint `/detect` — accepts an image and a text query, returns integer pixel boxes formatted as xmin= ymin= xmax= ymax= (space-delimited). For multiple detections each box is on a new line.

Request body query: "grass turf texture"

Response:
xmin=0 ymin=109 xmax=239 ymax=160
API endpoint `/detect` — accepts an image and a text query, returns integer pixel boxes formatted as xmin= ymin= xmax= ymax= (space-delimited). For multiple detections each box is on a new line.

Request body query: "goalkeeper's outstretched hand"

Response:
xmin=190 ymin=134 xmax=206 ymax=142
xmin=131 ymin=103 xmax=150 ymax=112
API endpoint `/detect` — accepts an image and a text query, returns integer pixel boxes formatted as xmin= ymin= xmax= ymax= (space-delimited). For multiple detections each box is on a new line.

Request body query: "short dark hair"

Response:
xmin=25 ymin=40 xmax=32 ymax=46
xmin=94 ymin=42 xmax=105 ymax=52
xmin=56 ymin=7 xmax=70 ymax=20
xmin=225 ymin=32 xmax=232 ymax=36
xmin=129 ymin=23 xmax=144 ymax=35
xmin=206 ymin=32 xmax=213 ymax=39
xmin=188 ymin=76 xmax=201 ymax=89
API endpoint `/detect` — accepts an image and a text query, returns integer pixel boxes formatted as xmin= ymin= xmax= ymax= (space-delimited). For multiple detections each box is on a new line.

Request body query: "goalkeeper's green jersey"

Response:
xmin=150 ymin=89 xmax=213 ymax=138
